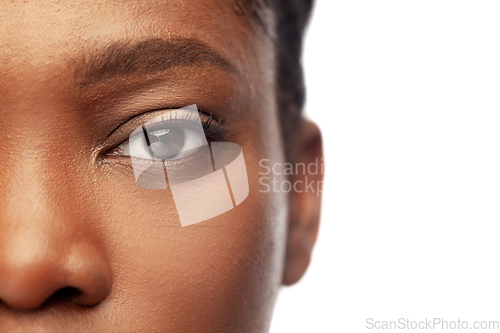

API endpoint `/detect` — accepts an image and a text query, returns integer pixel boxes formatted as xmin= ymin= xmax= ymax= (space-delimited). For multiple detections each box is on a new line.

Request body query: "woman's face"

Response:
xmin=0 ymin=0 xmax=321 ymax=332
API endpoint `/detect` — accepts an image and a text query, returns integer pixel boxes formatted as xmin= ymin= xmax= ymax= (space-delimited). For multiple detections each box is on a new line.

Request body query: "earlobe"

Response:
xmin=283 ymin=119 xmax=323 ymax=286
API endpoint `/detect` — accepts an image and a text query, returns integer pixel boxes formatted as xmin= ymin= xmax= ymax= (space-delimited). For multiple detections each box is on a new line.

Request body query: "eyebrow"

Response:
xmin=73 ymin=38 xmax=237 ymax=87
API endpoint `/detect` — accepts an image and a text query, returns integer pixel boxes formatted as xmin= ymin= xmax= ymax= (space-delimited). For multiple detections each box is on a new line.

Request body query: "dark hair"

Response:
xmin=235 ymin=0 xmax=315 ymax=161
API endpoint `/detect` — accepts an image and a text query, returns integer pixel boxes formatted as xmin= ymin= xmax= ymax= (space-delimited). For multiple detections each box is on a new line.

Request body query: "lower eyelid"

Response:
xmin=102 ymin=148 xmax=202 ymax=173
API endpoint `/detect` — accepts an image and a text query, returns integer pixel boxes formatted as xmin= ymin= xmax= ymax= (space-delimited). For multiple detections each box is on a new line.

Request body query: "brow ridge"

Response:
xmin=73 ymin=38 xmax=236 ymax=87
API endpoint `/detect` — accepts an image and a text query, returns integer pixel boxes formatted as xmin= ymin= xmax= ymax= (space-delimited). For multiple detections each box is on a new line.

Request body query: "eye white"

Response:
xmin=179 ymin=129 xmax=204 ymax=152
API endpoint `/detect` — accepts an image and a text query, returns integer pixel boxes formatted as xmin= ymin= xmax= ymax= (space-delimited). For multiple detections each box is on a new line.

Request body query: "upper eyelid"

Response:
xmin=127 ymin=117 xmax=204 ymax=143
xmin=110 ymin=108 xmax=203 ymax=137
xmin=129 ymin=110 xmax=222 ymax=140
xmin=116 ymin=109 xmax=196 ymax=141
xmin=103 ymin=108 xmax=225 ymax=156
xmin=118 ymin=109 xmax=200 ymax=133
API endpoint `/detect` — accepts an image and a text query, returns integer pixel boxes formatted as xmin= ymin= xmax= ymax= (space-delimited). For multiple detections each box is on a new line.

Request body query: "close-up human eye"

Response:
xmin=107 ymin=107 xmax=223 ymax=161
xmin=113 ymin=122 xmax=206 ymax=160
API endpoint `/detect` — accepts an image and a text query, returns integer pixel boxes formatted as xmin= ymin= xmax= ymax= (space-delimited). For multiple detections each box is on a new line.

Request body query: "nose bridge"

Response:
xmin=0 ymin=62 xmax=95 ymax=236
xmin=0 ymin=124 xmax=80 ymax=228
xmin=0 ymin=72 xmax=87 ymax=213
xmin=0 ymin=154 xmax=76 ymax=237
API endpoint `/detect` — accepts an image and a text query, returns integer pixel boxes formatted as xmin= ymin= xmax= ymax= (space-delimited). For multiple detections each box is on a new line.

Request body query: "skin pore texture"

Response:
xmin=0 ymin=0 xmax=322 ymax=332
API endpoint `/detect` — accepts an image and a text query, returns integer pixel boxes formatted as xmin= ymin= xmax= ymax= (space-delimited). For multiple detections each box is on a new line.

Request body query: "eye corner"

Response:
xmin=105 ymin=146 xmax=123 ymax=157
xmin=200 ymin=112 xmax=226 ymax=140
xmin=104 ymin=136 xmax=132 ymax=156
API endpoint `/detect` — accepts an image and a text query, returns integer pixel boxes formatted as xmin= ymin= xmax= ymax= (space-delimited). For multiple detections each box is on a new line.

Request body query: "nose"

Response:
xmin=0 ymin=175 xmax=112 ymax=311
xmin=0 ymin=76 xmax=114 ymax=311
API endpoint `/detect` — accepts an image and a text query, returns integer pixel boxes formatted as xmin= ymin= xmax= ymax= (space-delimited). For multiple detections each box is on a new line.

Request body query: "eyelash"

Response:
xmin=106 ymin=110 xmax=225 ymax=157
xmin=201 ymin=112 xmax=225 ymax=139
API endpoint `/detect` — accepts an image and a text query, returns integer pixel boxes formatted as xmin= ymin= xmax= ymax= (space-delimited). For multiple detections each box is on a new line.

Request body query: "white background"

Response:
xmin=271 ymin=1 xmax=500 ymax=332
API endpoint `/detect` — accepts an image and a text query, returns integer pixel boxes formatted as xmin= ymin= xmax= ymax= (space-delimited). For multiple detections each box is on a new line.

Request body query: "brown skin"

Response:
xmin=0 ymin=1 xmax=322 ymax=332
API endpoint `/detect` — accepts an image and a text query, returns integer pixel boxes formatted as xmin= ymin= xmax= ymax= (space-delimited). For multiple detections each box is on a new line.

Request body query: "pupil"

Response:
xmin=148 ymin=128 xmax=185 ymax=159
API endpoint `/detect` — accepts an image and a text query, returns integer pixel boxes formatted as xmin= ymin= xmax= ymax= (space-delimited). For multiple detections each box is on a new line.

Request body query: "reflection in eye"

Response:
xmin=119 ymin=126 xmax=205 ymax=160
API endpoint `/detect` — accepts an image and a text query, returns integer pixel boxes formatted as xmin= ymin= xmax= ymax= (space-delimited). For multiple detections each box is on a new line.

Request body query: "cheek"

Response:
xmin=90 ymin=141 xmax=288 ymax=330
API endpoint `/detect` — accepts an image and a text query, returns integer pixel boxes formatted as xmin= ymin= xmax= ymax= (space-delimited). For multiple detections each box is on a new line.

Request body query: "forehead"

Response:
xmin=0 ymin=0 xmax=263 ymax=77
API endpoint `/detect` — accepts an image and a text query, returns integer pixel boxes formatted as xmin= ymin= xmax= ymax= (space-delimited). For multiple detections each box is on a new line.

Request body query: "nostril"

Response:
xmin=0 ymin=227 xmax=113 ymax=311
xmin=0 ymin=245 xmax=112 ymax=311
xmin=41 ymin=287 xmax=82 ymax=308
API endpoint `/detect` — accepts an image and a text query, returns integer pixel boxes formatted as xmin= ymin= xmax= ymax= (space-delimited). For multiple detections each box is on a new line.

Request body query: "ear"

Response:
xmin=283 ymin=119 xmax=324 ymax=286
